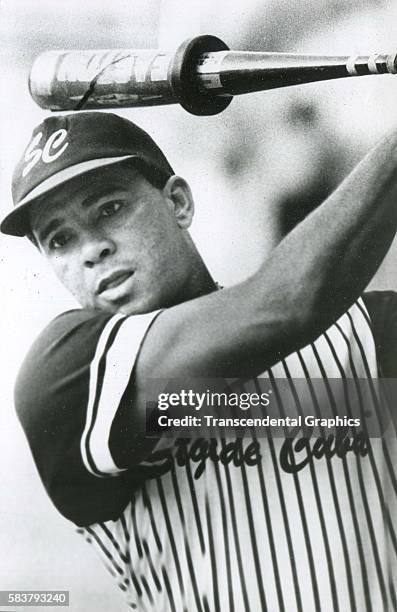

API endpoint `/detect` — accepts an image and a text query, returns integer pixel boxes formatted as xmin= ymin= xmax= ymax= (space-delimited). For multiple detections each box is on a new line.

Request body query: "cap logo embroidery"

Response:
xmin=22 ymin=129 xmax=69 ymax=178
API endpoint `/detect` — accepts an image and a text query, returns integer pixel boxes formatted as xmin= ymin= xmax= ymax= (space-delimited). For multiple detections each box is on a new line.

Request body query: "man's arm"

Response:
xmin=14 ymin=308 xmax=161 ymax=525
xmin=134 ymin=130 xmax=397 ymax=387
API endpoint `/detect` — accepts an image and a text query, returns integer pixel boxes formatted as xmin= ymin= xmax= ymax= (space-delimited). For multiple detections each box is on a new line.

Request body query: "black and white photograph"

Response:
xmin=1 ymin=1 xmax=397 ymax=610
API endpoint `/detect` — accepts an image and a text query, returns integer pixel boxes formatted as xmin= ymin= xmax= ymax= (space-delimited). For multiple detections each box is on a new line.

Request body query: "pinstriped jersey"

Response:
xmin=15 ymin=294 xmax=397 ymax=612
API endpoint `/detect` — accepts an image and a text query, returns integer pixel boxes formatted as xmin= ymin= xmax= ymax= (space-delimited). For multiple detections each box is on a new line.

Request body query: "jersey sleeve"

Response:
xmin=14 ymin=308 xmax=161 ymax=526
xmin=362 ymin=290 xmax=397 ymax=377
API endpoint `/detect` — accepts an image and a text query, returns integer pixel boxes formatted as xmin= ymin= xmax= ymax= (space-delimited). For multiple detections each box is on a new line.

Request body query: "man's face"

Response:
xmin=29 ymin=163 xmax=195 ymax=314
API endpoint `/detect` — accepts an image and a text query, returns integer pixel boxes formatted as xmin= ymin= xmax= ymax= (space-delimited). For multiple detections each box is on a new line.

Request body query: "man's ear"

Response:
xmin=162 ymin=176 xmax=194 ymax=229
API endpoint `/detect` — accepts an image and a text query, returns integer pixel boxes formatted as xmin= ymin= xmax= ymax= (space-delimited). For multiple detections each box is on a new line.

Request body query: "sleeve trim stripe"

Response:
xmin=81 ymin=311 xmax=162 ymax=478
xmin=88 ymin=313 xmax=159 ymax=475
xmin=81 ymin=313 xmax=126 ymax=477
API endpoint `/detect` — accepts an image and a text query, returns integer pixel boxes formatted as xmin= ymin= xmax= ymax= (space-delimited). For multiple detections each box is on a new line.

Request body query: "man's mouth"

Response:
xmin=96 ymin=270 xmax=134 ymax=295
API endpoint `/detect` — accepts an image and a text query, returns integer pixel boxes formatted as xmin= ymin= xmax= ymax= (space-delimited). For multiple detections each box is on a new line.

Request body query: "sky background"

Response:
xmin=1 ymin=1 xmax=397 ymax=610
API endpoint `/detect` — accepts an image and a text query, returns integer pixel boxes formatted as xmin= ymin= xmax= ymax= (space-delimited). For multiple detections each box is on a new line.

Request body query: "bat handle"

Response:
xmin=346 ymin=52 xmax=397 ymax=76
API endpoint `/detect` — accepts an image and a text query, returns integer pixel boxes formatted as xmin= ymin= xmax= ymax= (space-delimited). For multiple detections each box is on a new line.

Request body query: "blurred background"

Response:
xmin=1 ymin=0 xmax=397 ymax=610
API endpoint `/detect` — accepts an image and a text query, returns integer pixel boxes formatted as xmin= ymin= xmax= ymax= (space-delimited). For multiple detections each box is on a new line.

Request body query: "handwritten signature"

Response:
xmin=140 ymin=427 xmax=369 ymax=479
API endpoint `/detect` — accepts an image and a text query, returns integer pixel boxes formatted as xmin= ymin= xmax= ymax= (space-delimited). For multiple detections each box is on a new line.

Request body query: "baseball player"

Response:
xmin=2 ymin=111 xmax=396 ymax=611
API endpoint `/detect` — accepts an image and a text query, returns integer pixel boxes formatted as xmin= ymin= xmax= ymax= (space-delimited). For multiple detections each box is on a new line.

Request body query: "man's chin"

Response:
xmin=92 ymin=295 xmax=159 ymax=317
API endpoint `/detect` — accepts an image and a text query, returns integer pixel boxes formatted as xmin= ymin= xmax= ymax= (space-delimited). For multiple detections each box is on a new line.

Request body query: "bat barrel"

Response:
xmin=29 ymin=49 xmax=180 ymax=111
xmin=29 ymin=35 xmax=232 ymax=115
xmin=29 ymin=35 xmax=397 ymax=116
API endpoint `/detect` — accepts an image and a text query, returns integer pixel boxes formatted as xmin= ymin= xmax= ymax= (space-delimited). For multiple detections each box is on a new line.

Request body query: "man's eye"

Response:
xmin=99 ymin=201 xmax=123 ymax=218
xmin=48 ymin=233 xmax=70 ymax=250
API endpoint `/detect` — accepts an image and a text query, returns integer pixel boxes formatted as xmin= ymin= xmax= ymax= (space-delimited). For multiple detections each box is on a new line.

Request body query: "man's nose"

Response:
xmin=81 ymin=233 xmax=116 ymax=268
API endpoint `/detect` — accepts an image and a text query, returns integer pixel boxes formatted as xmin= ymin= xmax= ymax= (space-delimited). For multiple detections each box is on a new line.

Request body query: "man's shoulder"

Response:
xmin=40 ymin=307 xmax=114 ymax=339
xmin=34 ymin=307 xmax=162 ymax=356
xmin=15 ymin=309 xmax=113 ymax=409
xmin=20 ymin=308 xmax=117 ymax=372
xmin=17 ymin=307 xmax=162 ymax=397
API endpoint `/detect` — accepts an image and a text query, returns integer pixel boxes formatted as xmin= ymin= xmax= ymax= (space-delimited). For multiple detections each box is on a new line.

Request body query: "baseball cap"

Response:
xmin=1 ymin=111 xmax=174 ymax=237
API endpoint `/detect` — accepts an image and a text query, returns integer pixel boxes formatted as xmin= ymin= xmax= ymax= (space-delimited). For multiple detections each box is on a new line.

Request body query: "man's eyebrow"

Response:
xmin=81 ymin=187 xmax=126 ymax=209
xmin=36 ymin=218 xmax=63 ymax=245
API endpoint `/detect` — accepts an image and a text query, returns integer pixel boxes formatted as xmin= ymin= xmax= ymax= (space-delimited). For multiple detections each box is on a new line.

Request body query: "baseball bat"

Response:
xmin=29 ymin=35 xmax=397 ymax=116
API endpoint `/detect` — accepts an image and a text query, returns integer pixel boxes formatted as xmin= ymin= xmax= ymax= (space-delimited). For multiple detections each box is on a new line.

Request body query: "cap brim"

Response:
xmin=1 ymin=155 xmax=137 ymax=237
